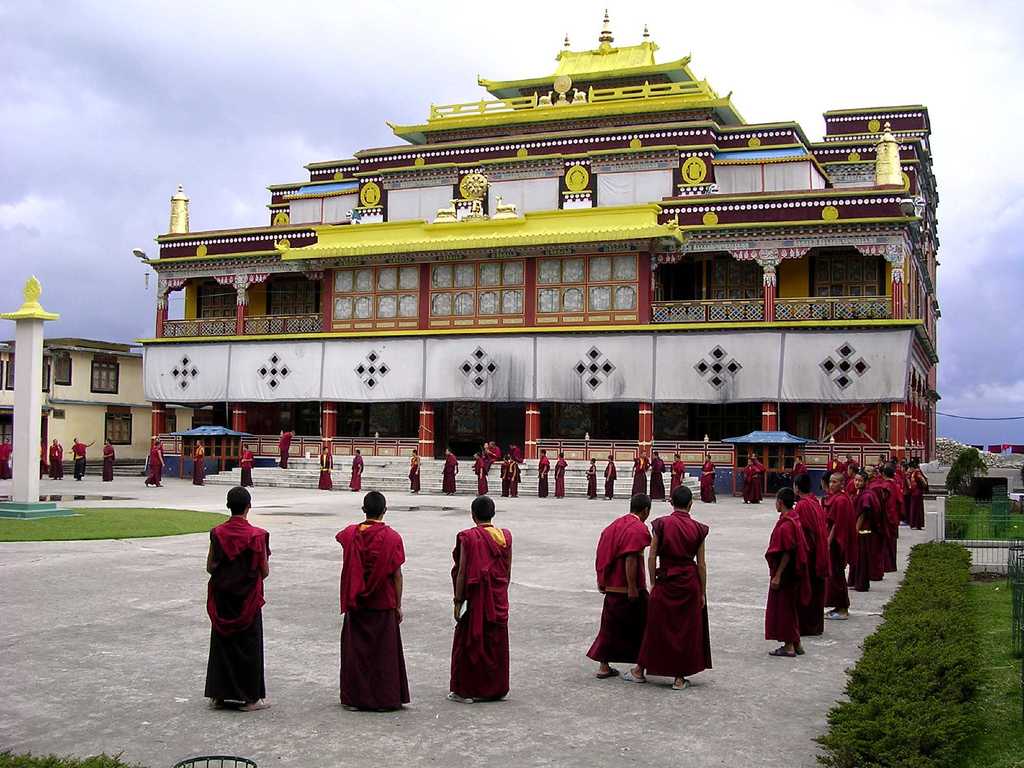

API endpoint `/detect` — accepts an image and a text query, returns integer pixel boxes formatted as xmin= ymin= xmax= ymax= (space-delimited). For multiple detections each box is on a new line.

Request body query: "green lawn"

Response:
xmin=0 ymin=753 xmax=141 ymax=768
xmin=0 ymin=508 xmax=225 ymax=542
xmin=961 ymin=580 xmax=1024 ymax=768
xmin=945 ymin=496 xmax=1024 ymax=541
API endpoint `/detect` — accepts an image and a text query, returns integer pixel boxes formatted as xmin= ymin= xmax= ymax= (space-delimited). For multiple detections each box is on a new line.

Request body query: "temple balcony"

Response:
xmin=162 ymin=313 xmax=323 ymax=338
xmin=649 ymin=296 xmax=891 ymax=324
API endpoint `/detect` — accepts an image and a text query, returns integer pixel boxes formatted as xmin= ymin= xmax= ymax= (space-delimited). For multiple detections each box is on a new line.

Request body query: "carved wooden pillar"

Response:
xmin=231 ymin=403 xmax=247 ymax=433
xmin=889 ymin=402 xmax=906 ymax=460
xmin=418 ymin=402 xmax=435 ymax=458
xmin=761 ymin=402 xmax=778 ymax=431
xmin=638 ymin=401 xmax=654 ymax=455
xmin=886 ymin=244 xmax=905 ymax=320
xmin=525 ymin=402 xmax=541 ymax=460
xmin=151 ymin=403 xmax=167 ymax=437
xmin=321 ymin=401 xmax=337 ymax=439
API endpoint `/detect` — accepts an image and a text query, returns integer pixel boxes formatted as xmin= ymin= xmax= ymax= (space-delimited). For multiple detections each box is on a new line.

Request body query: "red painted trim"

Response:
xmin=418 ymin=263 xmax=431 ymax=329
xmin=524 ymin=258 xmax=537 ymax=325
xmin=637 ymin=254 xmax=652 ymax=322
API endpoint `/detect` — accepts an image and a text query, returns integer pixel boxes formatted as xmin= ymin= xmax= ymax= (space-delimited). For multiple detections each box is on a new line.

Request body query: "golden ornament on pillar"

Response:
xmin=169 ymin=184 xmax=189 ymax=234
xmin=874 ymin=121 xmax=903 ymax=187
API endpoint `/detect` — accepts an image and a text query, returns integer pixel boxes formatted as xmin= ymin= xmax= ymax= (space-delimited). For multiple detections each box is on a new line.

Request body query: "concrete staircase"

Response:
xmin=207 ymin=456 xmax=701 ymax=499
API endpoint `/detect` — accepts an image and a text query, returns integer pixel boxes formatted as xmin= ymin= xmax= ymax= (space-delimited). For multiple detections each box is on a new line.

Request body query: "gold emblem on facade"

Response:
xmin=196 ymin=244 xmax=208 ymax=258
xmin=553 ymin=75 xmax=572 ymax=95
xmin=565 ymin=164 xmax=590 ymax=192
xmin=848 ymin=151 xmax=861 ymax=162
xmin=629 ymin=137 xmax=642 ymax=150
xmin=359 ymin=181 xmax=382 ymax=207
xmin=459 ymin=172 xmax=489 ymax=200
xmin=821 ymin=205 xmax=840 ymax=221
xmin=414 ymin=157 xmax=426 ymax=166
xmin=681 ymin=156 xmax=708 ymax=185
xmin=702 ymin=211 xmax=719 ymax=226
xmin=333 ymin=171 xmax=344 ymax=181
xmin=516 ymin=147 xmax=529 ymax=159
xmin=867 ymin=119 xmax=882 ymax=133
xmin=901 ymin=171 xmax=911 ymax=190
xmin=747 ymin=137 xmax=761 ymax=148
xmin=273 ymin=211 xmax=290 ymax=226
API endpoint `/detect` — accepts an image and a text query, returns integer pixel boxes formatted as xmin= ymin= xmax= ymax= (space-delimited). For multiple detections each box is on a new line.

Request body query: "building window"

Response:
xmin=42 ymin=359 xmax=51 ymax=392
xmin=710 ymin=255 xmax=760 ymax=300
xmin=536 ymin=254 xmax=637 ymax=317
xmin=91 ymin=357 xmax=119 ymax=394
xmin=197 ymin=280 xmax=235 ymax=319
xmin=105 ymin=407 xmax=132 ymax=445
xmin=333 ymin=266 xmax=417 ymax=324
xmin=429 ymin=260 xmax=524 ymax=319
xmin=267 ymin=275 xmax=320 ymax=315
xmin=51 ymin=409 xmax=66 ymax=420
xmin=165 ymin=410 xmax=177 ymax=434
xmin=4 ymin=356 xmax=13 ymax=390
xmin=812 ymin=250 xmax=883 ymax=297
xmin=53 ymin=351 xmax=72 ymax=385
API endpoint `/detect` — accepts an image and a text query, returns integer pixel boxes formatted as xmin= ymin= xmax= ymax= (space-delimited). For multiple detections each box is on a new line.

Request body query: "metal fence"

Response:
xmin=1009 ymin=542 xmax=1024 ymax=718
xmin=943 ymin=495 xmax=1024 ymax=571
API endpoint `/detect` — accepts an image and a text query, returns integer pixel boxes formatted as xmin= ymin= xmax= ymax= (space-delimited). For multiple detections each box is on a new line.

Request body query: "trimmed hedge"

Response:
xmin=817 ymin=542 xmax=980 ymax=768
xmin=0 ymin=754 xmax=141 ymax=768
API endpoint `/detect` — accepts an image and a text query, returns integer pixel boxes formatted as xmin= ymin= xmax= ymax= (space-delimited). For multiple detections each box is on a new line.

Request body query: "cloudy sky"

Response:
xmin=2 ymin=0 xmax=1022 ymax=443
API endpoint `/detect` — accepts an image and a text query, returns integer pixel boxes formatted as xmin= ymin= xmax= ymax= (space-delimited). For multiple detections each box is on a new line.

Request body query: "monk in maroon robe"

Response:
xmin=336 ymin=491 xmax=409 ymax=711
xmin=349 ymin=450 xmax=363 ymax=492
xmin=205 ymin=487 xmax=270 ymax=710
xmin=743 ymin=455 xmax=765 ymax=504
xmin=907 ymin=461 xmax=927 ymax=530
xmin=765 ymin=488 xmax=811 ymax=657
xmin=145 ymin=438 xmax=163 ymax=487
xmin=874 ymin=466 xmax=901 ymax=572
xmin=193 ymin=442 xmax=206 ymax=486
xmin=649 ymin=452 xmax=666 ymax=501
xmin=409 ymin=450 xmax=420 ymax=493
xmin=473 ymin=453 xmax=488 ymax=496
xmin=278 ymin=430 xmax=293 ymax=469
xmin=588 ymin=494 xmax=651 ymax=679
xmin=823 ymin=472 xmax=858 ymax=620
xmin=101 ymin=440 xmax=115 ymax=482
xmin=49 ymin=440 xmax=63 ymax=479
xmin=670 ymin=453 xmax=685 ymax=496
xmin=631 ymin=454 xmax=649 ymax=497
xmin=319 ymin=445 xmax=334 ymax=491
xmin=508 ymin=459 xmax=521 ymax=498
xmin=700 ymin=456 xmax=716 ymax=503
xmin=538 ymin=450 xmax=550 ymax=498
xmin=509 ymin=444 xmax=523 ymax=465
xmin=554 ymin=453 xmax=567 ymax=498
xmin=0 ymin=441 xmax=11 ymax=480
xmin=500 ymin=456 xmax=512 ymax=497
xmin=71 ymin=437 xmax=93 ymax=481
xmin=240 ymin=448 xmax=255 ymax=488
xmin=604 ymin=455 xmax=617 ymax=499
xmin=793 ymin=473 xmax=830 ymax=640
xmin=442 ymin=449 xmax=458 ymax=495
xmin=586 ymin=459 xmax=598 ymax=499
xmin=40 ymin=443 xmax=48 ymax=479
xmin=449 ymin=496 xmax=512 ymax=703
xmin=629 ymin=486 xmax=711 ymax=689
xmin=848 ymin=472 xmax=882 ymax=589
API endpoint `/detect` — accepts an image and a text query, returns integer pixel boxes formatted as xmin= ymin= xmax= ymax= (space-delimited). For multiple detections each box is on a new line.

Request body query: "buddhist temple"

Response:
xmin=141 ymin=15 xmax=939 ymax=490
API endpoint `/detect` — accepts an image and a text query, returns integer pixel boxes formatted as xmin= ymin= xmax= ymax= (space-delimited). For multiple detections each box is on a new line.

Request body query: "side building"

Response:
xmin=139 ymin=18 xmax=939 ymax=489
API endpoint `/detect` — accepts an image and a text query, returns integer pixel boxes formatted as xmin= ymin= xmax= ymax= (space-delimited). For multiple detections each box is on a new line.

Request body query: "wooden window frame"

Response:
xmin=535 ymin=253 xmax=638 ymax=324
xmin=428 ymin=259 xmax=525 ymax=328
xmin=266 ymin=275 xmax=321 ymax=316
xmin=105 ymin=407 xmax=133 ymax=445
xmin=53 ymin=351 xmax=72 ymax=386
xmin=90 ymin=357 xmax=120 ymax=395
xmin=332 ymin=265 xmax=419 ymax=329
xmin=196 ymin=280 xmax=235 ymax=319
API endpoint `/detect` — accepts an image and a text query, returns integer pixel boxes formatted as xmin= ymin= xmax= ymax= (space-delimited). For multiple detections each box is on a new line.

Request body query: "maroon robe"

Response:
xmin=349 ymin=454 xmax=363 ymax=491
xmin=49 ymin=445 xmax=64 ymax=479
xmin=336 ymin=520 xmax=409 ymax=710
xmin=0 ymin=443 xmax=11 ymax=480
xmin=587 ymin=513 xmax=651 ymax=664
xmin=40 ymin=445 xmax=48 ymax=479
xmin=871 ymin=478 xmax=900 ymax=573
xmin=764 ymin=511 xmax=811 ymax=645
xmin=145 ymin=445 xmax=163 ymax=486
xmin=278 ymin=431 xmax=293 ymax=469
xmin=794 ymin=495 xmax=830 ymax=637
xmin=500 ymin=459 xmax=511 ymax=497
xmin=510 ymin=445 xmax=523 ymax=464
xmin=451 ymin=524 xmax=512 ymax=701
xmin=538 ymin=456 xmax=550 ymax=498
xmin=791 ymin=462 xmax=807 ymax=482
xmin=908 ymin=469 xmax=927 ymax=529
xmin=442 ymin=454 xmax=458 ymax=495
xmin=700 ymin=461 xmax=716 ymax=503
xmin=604 ymin=460 xmax=617 ymax=499
xmin=101 ymin=444 xmax=115 ymax=482
xmin=631 ymin=457 xmax=648 ymax=497
xmin=71 ymin=440 xmax=87 ymax=480
xmin=743 ymin=461 xmax=765 ymax=503
xmin=474 ymin=457 xmax=488 ymax=496
xmin=649 ymin=457 xmax=666 ymax=501
xmin=586 ymin=464 xmax=597 ymax=499
xmin=554 ymin=458 xmax=567 ymax=498
xmin=895 ymin=467 xmax=909 ymax=524
xmin=320 ymin=452 xmax=334 ymax=491
xmin=408 ymin=456 xmax=420 ymax=493
xmin=638 ymin=510 xmax=712 ymax=678
xmin=508 ymin=461 xmax=521 ymax=498
xmin=823 ymin=490 xmax=857 ymax=612
xmin=848 ymin=487 xmax=883 ymax=588
xmin=240 ymin=449 xmax=255 ymax=488
xmin=205 ymin=516 xmax=270 ymax=704
xmin=192 ymin=447 xmax=205 ymax=486
xmin=670 ymin=460 xmax=685 ymax=495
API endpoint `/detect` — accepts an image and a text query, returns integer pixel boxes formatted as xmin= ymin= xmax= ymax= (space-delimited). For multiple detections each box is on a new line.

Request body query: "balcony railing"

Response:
xmin=162 ymin=314 xmax=322 ymax=338
xmin=774 ymin=297 xmax=891 ymax=321
xmin=163 ymin=319 xmax=235 ymax=338
xmin=651 ymin=299 xmax=763 ymax=324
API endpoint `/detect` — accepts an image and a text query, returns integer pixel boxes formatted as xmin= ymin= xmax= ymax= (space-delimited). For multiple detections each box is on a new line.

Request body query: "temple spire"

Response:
xmin=874 ymin=122 xmax=903 ymax=187
xmin=563 ymin=32 xmax=571 ymax=50
xmin=642 ymin=24 xmax=650 ymax=41
xmin=598 ymin=9 xmax=614 ymax=51
xmin=169 ymin=184 xmax=190 ymax=234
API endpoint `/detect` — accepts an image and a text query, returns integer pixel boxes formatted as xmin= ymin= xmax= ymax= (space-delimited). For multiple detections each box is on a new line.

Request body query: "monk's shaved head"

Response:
xmin=472 ymin=495 xmax=496 ymax=522
xmin=363 ymin=491 xmax=386 ymax=519
xmin=670 ymin=484 xmax=693 ymax=510
xmin=629 ymin=493 xmax=652 ymax=520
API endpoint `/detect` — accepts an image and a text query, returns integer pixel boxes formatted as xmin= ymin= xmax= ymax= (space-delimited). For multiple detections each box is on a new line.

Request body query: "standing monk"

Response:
xmin=0 ymin=441 xmax=11 ymax=479
xmin=631 ymin=453 xmax=649 ymax=497
xmin=509 ymin=444 xmax=523 ymax=465
xmin=145 ymin=438 xmax=164 ymax=487
xmin=587 ymin=494 xmax=652 ymax=679
xmin=629 ymin=486 xmax=712 ymax=690
xmin=278 ymin=429 xmax=293 ymax=469
xmin=49 ymin=439 xmax=64 ymax=479
xmin=319 ymin=443 xmax=334 ymax=491
xmin=537 ymin=450 xmax=550 ymax=498
xmin=907 ymin=460 xmax=927 ymax=530
xmin=823 ymin=472 xmax=858 ymax=621
xmin=508 ymin=457 xmax=521 ymax=498
xmin=101 ymin=440 xmax=115 ymax=482
xmin=791 ymin=454 xmax=807 ymax=486
xmin=473 ymin=453 xmax=488 ymax=496
xmin=877 ymin=465 xmax=901 ymax=572
xmin=449 ymin=495 xmax=512 ymax=704
xmin=604 ymin=454 xmax=617 ymax=499
xmin=554 ymin=452 xmax=567 ymax=498
xmin=586 ymin=459 xmax=598 ymax=499
xmin=205 ymin=487 xmax=271 ymax=711
xmin=700 ymin=454 xmax=716 ymax=503
xmin=500 ymin=455 xmax=512 ymax=498
xmin=408 ymin=449 xmax=420 ymax=494
xmin=349 ymin=450 xmax=363 ymax=492
xmin=240 ymin=446 xmax=255 ymax=488
xmin=670 ymin=453 xmax=685 ymax=496
xmin=649 ymin=451 xmax=666 ymax=502
xmin=848 ymin=472 xmax=882 ymax=589
xmin=40 ymin=442 xmax=48 ymax=479
xmin=336 ymin=491 xmax=409 ymax=711
xmin=743 ymin=454 xmax=765 ymax=504
xmin=793 ymin=473 xmax=829 ymax=640
xmin=765 ymin=488 xmax=810 ymax=658
xmin=442 ymin=449 xmax=458 ymax=495
xmin=71 ymin=437 xmax=93 ymax=481
xmin=192 ymin=441 xmax=206 ymax=486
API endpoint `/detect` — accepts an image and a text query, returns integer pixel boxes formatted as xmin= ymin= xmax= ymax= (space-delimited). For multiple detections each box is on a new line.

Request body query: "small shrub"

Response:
xmin=0 ymin=753 xmax=142 ymax=768
xmin=946 ymin=448 xmax=987 ymax=497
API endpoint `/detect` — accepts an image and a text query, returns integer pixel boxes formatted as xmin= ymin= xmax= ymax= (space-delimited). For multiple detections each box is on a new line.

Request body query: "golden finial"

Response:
xmin=643 ymin=24 xmax=650 ymax=40
xmin=24 ymin=276 xmax=41 ymax=304
xmin=563 ymin=33 xmax=571 ymax=49
xmin=0 ymin=276 xmax=60 ymax=322
xmin=874 ymin=121 xmax=903 ymax=187
xmin=598 ymin=9 xmax=614 ymax=51
xmin=169 ymin=184 xmax=190 ymax=234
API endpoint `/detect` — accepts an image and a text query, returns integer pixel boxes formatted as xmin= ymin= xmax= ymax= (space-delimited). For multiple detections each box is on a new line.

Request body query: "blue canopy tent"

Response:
xmin=722 ymin=431 xmax=812 ymax=445
xmin=171 ymin=426 xmax=252 ymax=478
xmin=723 ymin=431 xmax=814 ymax=495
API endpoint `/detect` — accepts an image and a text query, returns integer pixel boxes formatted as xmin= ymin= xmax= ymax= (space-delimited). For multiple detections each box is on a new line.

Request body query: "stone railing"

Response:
xmin=651 ymin=299 xmax=763 ymax=324
xmin=243 ymin=313 xmax=323 ymax=335
xmin=774 ymin=297 xmax=891 ymax=321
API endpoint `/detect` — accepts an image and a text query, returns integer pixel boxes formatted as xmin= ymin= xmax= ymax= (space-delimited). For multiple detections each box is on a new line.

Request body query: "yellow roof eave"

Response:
xmin=479 ymin=56 xmax=696 ymax=96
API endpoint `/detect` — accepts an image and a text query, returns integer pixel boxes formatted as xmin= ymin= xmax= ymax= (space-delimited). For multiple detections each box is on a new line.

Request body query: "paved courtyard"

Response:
xmin=0 ymin=476 xmax=929 ymax=767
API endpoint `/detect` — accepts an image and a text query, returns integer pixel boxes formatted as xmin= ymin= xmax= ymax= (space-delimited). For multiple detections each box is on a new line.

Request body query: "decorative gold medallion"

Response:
xmin=273 ymin=211 xmax=290 ymax=226
xmin=702 ymin=211 xmax=719 ymax=226
xmin=516 ymin=147 xmax=528 ymax=159
xmin=553 ymin=75 xmax=572 ymax=96
xmin=848 ymin=151 xmax=861 ymax=162
xmin=564 ymin=164 xmax=590 ymax=192
xmin=333 ymin=171 xmax=344 ymax=181
xmin=821 ymin=205 xmax=840 ymax=221
xmin=459 ymin=172 xmax=489 ymax=200
xmin=414 ymin=157 xmax=426 ymax=166
xmin=196 ymin=244 xmax=208 ymax=258
xmin=629 ymin=137 xmax=642 ymax=150
xmin=867 ymin=118 xmax=881 ymax=133
xmin=747 ymin=137 xmax=762 ymax=148
xmin=681 ymin=156 xmax=708 ymax=185
xmin=359 ymin=181 xmax=382 ymax=208
xmin=275 ymin=238 xmax=290 ymax=251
